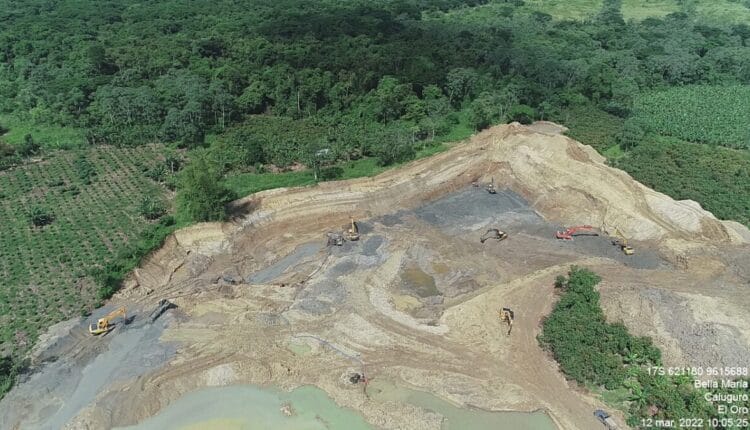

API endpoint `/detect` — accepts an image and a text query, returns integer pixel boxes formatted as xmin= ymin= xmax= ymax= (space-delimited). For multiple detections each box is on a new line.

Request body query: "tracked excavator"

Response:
xmin=344 ymin=217 xmax=360 ymax=241
xmin=326 ymin=218 xmax=360 ymax=245
xmin=480 ymin=228 xmax=508 ymax=243
xmin=611 ymin=227 xmax=634 ymax=255
xmin=499 ymin=307 xmax=514 ymax=335
xmin=89 ymin=307 xmax=127 ymax=335
xmin=555 ymin=225 xmax=598 ymax=240
xmin=486 ymin=177 xmax=497 ymax=194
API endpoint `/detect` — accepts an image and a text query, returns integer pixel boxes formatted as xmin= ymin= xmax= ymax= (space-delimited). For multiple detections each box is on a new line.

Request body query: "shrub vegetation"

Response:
xmin=541 ymin=267 xmax=750 ymax=428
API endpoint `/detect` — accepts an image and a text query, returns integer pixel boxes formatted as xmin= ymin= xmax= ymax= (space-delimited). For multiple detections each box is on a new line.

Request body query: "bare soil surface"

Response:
xmin=2 ymin=122 xmax=748 ymax=430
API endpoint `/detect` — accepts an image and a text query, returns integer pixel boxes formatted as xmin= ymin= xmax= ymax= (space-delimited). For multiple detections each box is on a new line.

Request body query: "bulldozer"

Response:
xmin=486 ymin=177 xmax=497 ymax=194
xmin=480 ymin=228 xmax=508 ymax=243
xmin=611 ymin=227 xmax=634 ymax=255
xmin=343 ymin=217 xmax=360 ymax=241
xmin=499 ymin=307 xmax=514 ymax=335
xmin=89 ymin=307 xmax=127 ymax=335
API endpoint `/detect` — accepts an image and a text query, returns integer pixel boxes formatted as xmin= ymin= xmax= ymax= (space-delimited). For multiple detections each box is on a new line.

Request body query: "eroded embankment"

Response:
xmin=2 ymin=122 xmax=749 ymax=430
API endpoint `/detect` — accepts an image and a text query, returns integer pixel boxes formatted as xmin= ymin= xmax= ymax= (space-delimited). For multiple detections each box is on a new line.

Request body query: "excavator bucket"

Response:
xmin=480 ymin=229 xmax=508 ymax=243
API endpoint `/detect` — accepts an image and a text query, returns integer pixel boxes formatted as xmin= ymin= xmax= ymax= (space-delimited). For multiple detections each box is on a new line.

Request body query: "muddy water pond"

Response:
xmin=401 ymin=265 xmax=439 ymax=298
xmin=118 ymin=385 xmax=372 ymax=430
xmin=120 ymin=382 xmax=557 ymax=430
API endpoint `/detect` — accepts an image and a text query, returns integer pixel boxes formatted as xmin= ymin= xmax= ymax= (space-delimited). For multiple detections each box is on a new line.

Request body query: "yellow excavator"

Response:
xmin=344 ymin=217 xmax=360 ymax=241
xmin=89 ymin=307 xmax=127 ymax=335
xmin=486 ymin=177 xmax=497 ymax=194
xmin=612 ymin=228 xmax=634 ymax=255
xmin=499 ymin=307 xmax=514 ymax=335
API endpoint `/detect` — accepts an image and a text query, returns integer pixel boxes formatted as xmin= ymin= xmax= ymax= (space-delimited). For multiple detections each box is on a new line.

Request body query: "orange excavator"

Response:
xmin=555 ymin=225 xmax=598 ymax=241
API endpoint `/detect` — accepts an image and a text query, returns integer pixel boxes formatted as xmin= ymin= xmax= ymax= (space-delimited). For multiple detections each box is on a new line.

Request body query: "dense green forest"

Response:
xmin=541 ymin=267 xmax=750 ymax=428
xmin=1 ymin=0 xmax=749 ymax=155
xmin=1 ymin=0 xmax=750 ymax=402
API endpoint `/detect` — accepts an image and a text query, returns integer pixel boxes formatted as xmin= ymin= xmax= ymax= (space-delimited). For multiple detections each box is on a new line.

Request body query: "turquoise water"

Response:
xmin=117 ymin=385 xmax=373 ymax=430
xmin=120 ymin=382 xmax=558 ymax=430
xmin=368 ymin=380 xmax=557 ymax=430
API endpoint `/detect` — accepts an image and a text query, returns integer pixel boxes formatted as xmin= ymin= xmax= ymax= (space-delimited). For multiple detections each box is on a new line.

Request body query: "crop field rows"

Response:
xmin=633 ymin=85 xmax=750 ymax=149
xmin=0 ymin=145 xmax=169 ymax=352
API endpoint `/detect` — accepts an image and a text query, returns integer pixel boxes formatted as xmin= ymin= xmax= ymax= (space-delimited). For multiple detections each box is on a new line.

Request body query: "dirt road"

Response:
xmin=2 ymin=123 xmax=748 ymax=430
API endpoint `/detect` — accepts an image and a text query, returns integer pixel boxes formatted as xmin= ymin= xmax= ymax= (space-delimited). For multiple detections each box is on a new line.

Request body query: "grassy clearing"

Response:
xmin=633 ymin=85 xmax=750 ymax=149
xmin=434 ymin=109 xmax=474 ymax=144
xmin=224 ymin=170 xmax=317 ymax=197
xmin=435 ymin=0 xmax=681 ymax=22
xmin=225 ymin=150 xmax=431 ymax=197
xmin=522 ymin=0 xmax=750 ymax=22
xmin=223 ymin=114 xmax=470 ymax=198
xmin=0 ymin=145 xmax=170 ymax=356
xmin=695 ymin=0 xmax=750 ymax=24
xmin=523 ymin=0 xmax=678 ymax=21
xmin=0 ymin=116 xmax=86 ymax=150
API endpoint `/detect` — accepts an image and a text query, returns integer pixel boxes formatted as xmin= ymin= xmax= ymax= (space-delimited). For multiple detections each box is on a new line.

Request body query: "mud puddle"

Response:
xmin=401 ymin=265 xmax=439 ymax=298
xmin=117 ymin=385 xmax=373 ymax=430
xmin=368 ymin=380 xmax=558 ymax=430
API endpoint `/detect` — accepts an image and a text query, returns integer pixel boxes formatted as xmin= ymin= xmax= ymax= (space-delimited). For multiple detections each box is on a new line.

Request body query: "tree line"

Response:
xmin=1 ymin=0 xmax=749 ymax=153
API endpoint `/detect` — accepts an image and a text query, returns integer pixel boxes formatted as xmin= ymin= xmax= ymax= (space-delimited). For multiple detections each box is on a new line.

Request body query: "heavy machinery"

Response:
xmin=149 ymin=299 xmax=176 ymax=322
xmin=480 ymin=228 xmax=508 ymax=243
xmin=499 ymin=307 xmax=514 ymax=335
xmin=594 ymin=409 xmax=620 ymax=429
xmin=89 ymin=307 xmax=127 ymax=335
xmin=343 ymin=217 xmax=360 ymax=241
xmin=611 ymin=227 xmax=634 ymax=255
xmin=486 ymin=177 xmax=497 ymax=194
xmin=326 ymin=232 xmax=344 ymax=246
xmin=555 ymin=225 xmax=598 ymax=240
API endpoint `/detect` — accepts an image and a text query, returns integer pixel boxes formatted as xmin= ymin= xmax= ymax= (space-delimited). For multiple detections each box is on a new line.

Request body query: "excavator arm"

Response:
xmin=499 ymin=308 xmax=514 ymax=335
xmin=344 ymin=217 xmax=360 ymax=241
xmin=89 ymin=307 xmax=127 ymax=335
xmin=555 ymin=225 xmax=597 ymax=240
xmin=612 ymin=228 xmax=634 ymax=255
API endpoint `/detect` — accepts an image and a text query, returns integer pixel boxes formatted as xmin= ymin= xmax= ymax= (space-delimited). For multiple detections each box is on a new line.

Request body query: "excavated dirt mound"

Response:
xmin=2 ymin=123 xmax=748 ymax=430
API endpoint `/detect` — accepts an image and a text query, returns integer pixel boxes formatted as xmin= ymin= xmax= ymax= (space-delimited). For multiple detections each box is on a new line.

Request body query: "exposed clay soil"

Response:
xmin=1 ymin=122 xmax=748 ymax=430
